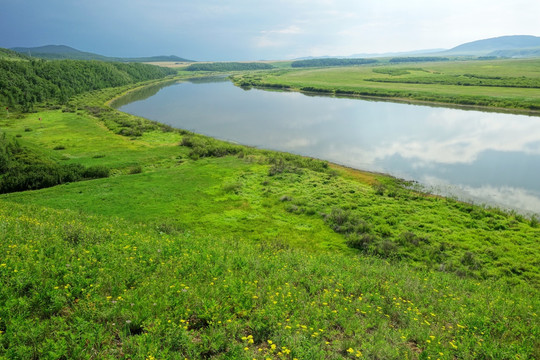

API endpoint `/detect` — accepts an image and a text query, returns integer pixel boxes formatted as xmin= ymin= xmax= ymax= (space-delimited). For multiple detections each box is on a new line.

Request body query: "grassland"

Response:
xmin=1 ymin=74 xmax=539 ymax=359
xmin=232 ymin=58 xmax=540 ymax=112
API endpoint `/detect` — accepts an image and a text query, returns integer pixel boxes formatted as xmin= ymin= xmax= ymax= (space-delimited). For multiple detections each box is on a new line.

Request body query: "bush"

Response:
xmin=82 ymin=165 xmax=110 ymax=179
xmin=325 ymin=208 xmax=371 ymax=235
xmin=461 ymin=251 xmax=483 ymax=270
xmin=398 ymin=231 xmax=429 ymax=246
xmin=223 ymin=181 xmax=242 ymax=194
xmin=346 ymin=233 xmax=377 ymax=251
xmin=180 ymin=134 xmax=243 ymax=159
xmin=129 ymin=165 xmax=143 ymax=174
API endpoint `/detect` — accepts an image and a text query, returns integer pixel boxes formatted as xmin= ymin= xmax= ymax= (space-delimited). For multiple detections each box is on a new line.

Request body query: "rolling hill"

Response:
xmin=11 ymin=44 xmax=193 ymax=62
xmin=445 ymin=35 xmax=540 ymax=57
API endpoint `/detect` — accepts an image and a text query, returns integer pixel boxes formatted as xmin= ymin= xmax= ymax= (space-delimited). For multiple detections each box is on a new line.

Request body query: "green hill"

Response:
xmin=11 ymin=44 xmax=194 ymax=62
xmin=1 ymin=197 xmax=538 ymax=359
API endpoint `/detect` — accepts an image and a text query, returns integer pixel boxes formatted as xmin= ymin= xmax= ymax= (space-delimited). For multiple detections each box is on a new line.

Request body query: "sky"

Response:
xmin=1 ymin=0 xmax=540 ymax=61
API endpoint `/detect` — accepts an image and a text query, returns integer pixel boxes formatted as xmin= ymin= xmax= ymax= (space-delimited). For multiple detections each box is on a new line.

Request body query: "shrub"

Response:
xmin=129 ymin=165 xmax=143 ymax=174
xmin=156 ymin=222 xmax=182 ymax=235
xmin=82 ymin=165 xmax=110 ymax=179
xmin=374 ymin=184 xmax=385 ymax=195
xmin=461 ymin=251 xmax=483 ymax=270
xmin=346 ymin=233 xmax=376 ymax=251
xmin=325 ymin=208 xmax=371 ymax=235
xmin=398 ymin=231 xmax=429 ymax=246
xmin=63 ymin=222 xmax=85 ymax=244
xmin=223 ymin=181 xmax=242 ymax=194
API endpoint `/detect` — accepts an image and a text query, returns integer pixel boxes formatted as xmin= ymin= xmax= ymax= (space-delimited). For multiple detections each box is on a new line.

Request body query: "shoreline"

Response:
xmin=107 ymin=76 xmax=540 ymax=216
xmin=240 ymin=82 xmax=540 ymax=117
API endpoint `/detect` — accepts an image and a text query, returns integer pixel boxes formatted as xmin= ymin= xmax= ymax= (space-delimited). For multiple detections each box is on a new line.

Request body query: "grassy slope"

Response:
xmin=0 ymin=78 xmax=539 ymax=359
xmin=235 ymin=59 xmax=540 ymax=111
xmin=2 ymin=200 xmax=538 ymax=360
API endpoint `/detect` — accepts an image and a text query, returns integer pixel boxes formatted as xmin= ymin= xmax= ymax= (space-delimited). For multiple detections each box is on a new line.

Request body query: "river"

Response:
xmin=115 ymin=78 xmax=540 ymax=214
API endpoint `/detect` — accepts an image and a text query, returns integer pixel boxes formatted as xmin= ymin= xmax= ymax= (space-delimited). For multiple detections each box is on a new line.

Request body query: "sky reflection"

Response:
xmin=118 ymin=80 xmax=540 ymax=214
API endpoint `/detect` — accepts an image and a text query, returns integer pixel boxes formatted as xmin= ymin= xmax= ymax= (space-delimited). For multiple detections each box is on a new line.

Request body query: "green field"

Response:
xmin=233 ymin=59 xmax=540 ymax=111
xmin=1 ymin=62 xmax=539 ymax=358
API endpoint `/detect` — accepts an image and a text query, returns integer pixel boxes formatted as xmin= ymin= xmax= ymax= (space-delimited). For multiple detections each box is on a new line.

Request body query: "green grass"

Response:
xmin=236 ymin=59 xmax=540 ymax=111
xmin=0 ymin=77 xmax=539 ymax=358
xmin=1 ymin=201 xmax=538 ymax=359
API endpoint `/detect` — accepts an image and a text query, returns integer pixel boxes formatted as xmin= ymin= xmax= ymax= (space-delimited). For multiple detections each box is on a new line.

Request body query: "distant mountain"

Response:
xmin=12 ymin=45 xmax=109 ymax=60
xmin=348 ymin=49 xmax=446 ymax=59
xmin=11 ymin=45 xmax=194 ymax=62
xmin=293 ymin=35 xmax=540 ymax=61
xmin=294 ymin=49 xmax=445 ymax=60
xmin=445 ymin=35 xmax=540 ymax=56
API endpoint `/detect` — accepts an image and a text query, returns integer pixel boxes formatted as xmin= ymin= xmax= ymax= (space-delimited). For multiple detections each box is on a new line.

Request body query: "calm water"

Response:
xmin=117 ymin=78 xmax=540 ymax=214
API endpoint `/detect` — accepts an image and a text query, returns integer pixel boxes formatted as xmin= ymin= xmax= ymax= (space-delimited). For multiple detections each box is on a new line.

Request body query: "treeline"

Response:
xmin=0 ymin=133 xmax=109 ymax=193
xmin=0 ymin=59 xmax=176 ymax=111
xmin=389 ymin=57 xmax=449 ymax=63
xmin=366 ymin=73 xmax=540 ymax=88
xmin=0 ymin=48 xmax=29 ymax=60
xmin=184 ymin=62 xmax=274 ymax=72
xmin=291 ymin=58 xmax=378 ymax=68
xmin=371 ymin=67 xmax=427 ymax=76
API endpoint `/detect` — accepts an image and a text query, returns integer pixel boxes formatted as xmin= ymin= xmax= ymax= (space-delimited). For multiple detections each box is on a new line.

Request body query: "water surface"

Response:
xmin=117 ymin=79 xmax=540 ymax=214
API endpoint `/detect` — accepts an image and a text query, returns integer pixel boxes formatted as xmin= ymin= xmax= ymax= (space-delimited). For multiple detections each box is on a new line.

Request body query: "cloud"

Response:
xmin=261 ymin=25 xmax=304 ymax=35
xmin=421 ymin=176 xmax=540 ymax=214
xmin=367 ymin=110 xmax=540 ymax=166
xmin=1 ymin=0 xmax=540 ymax=59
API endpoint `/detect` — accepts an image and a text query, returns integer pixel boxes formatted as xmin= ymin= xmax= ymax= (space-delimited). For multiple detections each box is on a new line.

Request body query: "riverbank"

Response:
xmin=231 ymin=58 xmax=540 ymax=113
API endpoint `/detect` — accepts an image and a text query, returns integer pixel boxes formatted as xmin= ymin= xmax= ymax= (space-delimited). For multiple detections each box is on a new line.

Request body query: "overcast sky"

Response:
xmin=1 ymin=0 xmax=539 ymax=60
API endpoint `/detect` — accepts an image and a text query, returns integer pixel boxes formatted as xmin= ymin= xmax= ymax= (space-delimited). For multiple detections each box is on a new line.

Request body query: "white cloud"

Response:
xmin=2 ymin=0 xmax=540 ymax=59
xmin=261 ymin=25 xmax=303 ymax=35
xmin=367 ymin=110 xmax=540 ymax=165
xmin=421 ymin=176 xmax=540 ymax=214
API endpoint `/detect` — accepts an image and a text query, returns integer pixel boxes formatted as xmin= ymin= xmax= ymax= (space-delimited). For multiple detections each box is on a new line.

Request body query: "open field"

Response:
xmin=233 ymin=58 xmax=540 ymax=112
xmin=144 ymin=62 xmax=192 ymax=68
xmin=1 ymin=76 xmax=539 ymax=358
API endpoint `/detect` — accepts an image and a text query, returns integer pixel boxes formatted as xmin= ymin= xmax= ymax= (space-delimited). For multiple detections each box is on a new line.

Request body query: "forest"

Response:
xmin=291 ymin=58 xmax=378 ymax=67
xmin=388 ymin=56 xmax=450 ymax=63
xmin=0 ymin=58 xmax=176 ymax=111
xmin=184 ymin=62 xmax=274 ymax=71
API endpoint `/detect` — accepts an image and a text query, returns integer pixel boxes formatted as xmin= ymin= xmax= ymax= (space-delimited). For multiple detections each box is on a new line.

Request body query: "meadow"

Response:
xmin=232 ymin=58 xmax=540 ymax=111
xmin=0 ymin=66 xmax=539 ymax=358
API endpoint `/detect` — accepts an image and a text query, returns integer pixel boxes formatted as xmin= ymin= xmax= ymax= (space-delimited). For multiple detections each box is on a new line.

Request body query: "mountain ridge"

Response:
xmin=444 ymin=35 xmax=540 ymax=55
xmin=11 ymin=44 xmax=194 ymax=62
xmin=294 ymin=35 xmax=540 ymax=60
